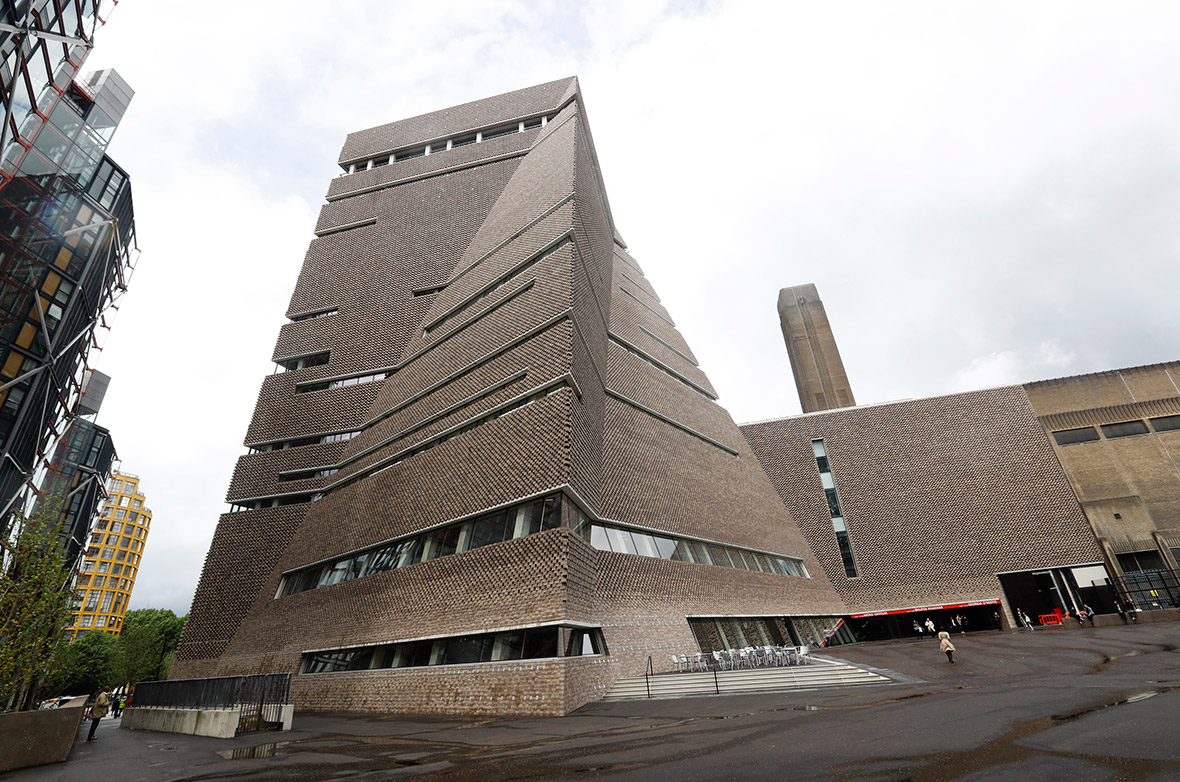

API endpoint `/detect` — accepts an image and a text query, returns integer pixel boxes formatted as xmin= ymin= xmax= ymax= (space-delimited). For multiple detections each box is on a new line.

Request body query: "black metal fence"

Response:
xmin=132 ymin=674 xmax=291 ymax=734
xmin=1120 ymin=570 xmax=1180 ymax=611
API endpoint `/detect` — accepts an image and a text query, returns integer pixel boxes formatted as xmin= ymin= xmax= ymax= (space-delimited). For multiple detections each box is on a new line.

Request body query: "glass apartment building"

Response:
xmin=0 ymin=2 xmax=135 ymax=537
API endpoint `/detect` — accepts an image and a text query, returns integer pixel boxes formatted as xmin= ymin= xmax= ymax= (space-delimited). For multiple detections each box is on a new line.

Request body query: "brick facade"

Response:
xmin=742 ymin=386 xmax=1104 ymax=618
xmin=174 ymin=78 xmax=845 ymax=715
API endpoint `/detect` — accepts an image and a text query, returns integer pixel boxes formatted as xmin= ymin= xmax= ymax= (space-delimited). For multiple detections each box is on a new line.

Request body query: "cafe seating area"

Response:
xmin=670 ymin=645 xmax=813 ymax=673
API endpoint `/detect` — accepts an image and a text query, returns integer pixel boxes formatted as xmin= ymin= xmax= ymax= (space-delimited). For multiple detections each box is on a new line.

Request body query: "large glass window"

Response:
xmin=582 ymin=521 xmax=806 ymax=577
xmin=301 ymin=624 xmax=603 ymax=674
xmin=279 ymin=494 xmax=563 ymax=597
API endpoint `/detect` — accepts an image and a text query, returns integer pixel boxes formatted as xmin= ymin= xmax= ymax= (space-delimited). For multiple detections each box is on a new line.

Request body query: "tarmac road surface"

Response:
xmin=11 ymin=623 xmax=1180 ymax=781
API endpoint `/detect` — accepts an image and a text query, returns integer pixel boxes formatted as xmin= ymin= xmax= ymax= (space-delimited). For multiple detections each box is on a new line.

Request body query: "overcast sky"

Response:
xmin=77 ymin=1 xmax=1180 ymax=615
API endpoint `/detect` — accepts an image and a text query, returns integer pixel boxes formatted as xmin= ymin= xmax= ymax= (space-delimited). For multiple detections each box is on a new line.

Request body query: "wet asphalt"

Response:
xmin=8 ymin=622 xmax=1180 ymax=781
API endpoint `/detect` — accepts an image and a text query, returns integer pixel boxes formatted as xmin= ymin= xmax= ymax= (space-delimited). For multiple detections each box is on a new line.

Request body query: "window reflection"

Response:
xmin=280 ymin=494 xmax=563 ymax=597
xmin=583 ymin=522 xmax=806 ymax=577
xmin=302 ymin=624 xmax=604 ymax=673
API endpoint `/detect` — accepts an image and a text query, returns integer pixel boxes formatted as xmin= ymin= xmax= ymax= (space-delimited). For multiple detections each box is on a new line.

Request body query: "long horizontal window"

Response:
xmin=279 ymin=494 xmax=562 ymax=596
xmin=289 ymin=308 xmax=338 ymax=322
xmin=1101 ymin=420 xmax=1150 ymax=439
xmin=232 ymin=493 xmax=321 ymax=511
xmin=249 ymin=430 xmax=360 ymax=453
xmin=301 ymin=624 xmax=604 ymax=674
xmin=296 ymin=372 xmax=388 ymax=394
xmin=1151 ymin=415 xmax=1180 ymax=433
xmin=340 ymin=113 xmax=551 ymax=174
xmin=569 ymin=505 xmax=807 ymax=578
xmin=279 ymin=467 xmax=338 ymax=482
xmin=1053 ymin=427 xmax=1100 ymax=446
xmin=276 ymin=486 xmax=806 ymax=596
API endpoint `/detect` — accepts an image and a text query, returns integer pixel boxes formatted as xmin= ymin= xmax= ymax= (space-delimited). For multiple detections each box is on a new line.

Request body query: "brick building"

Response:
xmin=1026 ymin=362 xmax=1180 ymax=609
xmin=750 ymin=282 xmax=1178 ymax=633
xmin=174 ymin=78 xmax=847 ymax=716
xmin=742 ymin=387 xmax=1108 ymax=638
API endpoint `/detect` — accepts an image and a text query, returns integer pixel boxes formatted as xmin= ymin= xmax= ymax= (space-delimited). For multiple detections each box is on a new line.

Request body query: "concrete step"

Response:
xmin=601 ymin=659 xmax=892 ymax=702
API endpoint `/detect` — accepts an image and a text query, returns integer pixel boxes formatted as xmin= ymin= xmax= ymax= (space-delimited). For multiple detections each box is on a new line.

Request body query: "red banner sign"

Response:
xmin=850 ymin=599 xmax=1001 ymax=619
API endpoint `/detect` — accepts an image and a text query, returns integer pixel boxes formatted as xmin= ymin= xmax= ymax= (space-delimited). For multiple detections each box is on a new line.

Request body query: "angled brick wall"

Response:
xmin=178 ymin=79 xmax=844 ymax=715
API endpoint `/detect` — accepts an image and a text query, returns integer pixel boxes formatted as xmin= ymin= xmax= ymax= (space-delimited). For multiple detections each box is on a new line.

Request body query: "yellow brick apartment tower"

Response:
xmin=67 ymin=470 xmax=152 ymax=638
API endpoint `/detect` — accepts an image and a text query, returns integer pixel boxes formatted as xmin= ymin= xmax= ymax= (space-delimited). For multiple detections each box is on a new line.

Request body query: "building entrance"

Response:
xmin=998 ymin=563 xmax=1113 ymax=624
xmin=847 ymin=601 xmax=1002 ymax=641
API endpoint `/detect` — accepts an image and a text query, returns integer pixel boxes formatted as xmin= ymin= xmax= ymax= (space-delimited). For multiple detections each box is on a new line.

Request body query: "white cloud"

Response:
xmin=949 ymin=340 xmax=1080 ymax=393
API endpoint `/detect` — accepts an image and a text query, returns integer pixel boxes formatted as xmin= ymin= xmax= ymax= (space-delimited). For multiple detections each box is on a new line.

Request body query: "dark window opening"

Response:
xmin=276 ymin=352 xmax=330 ymax=372
xmin=289 ymin=308 xmax=338 ymax=322
xmin=835 ymin=530 xmax=859 ymax=578
xmin=481 ymin=124 xmax=519 ymax=141
xmin=1117 ymin=550 xmax=1165 ymax=573
xmin=1101 ymin=420 xmax=1149 ymax=439
xmin=1150 ymin=415 xmax=1180 ymax=433
xmin=1053 ymin=427 xmax=1100 ymax=446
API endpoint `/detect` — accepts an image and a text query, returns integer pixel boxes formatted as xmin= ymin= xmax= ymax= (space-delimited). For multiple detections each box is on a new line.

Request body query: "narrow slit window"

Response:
xmin=813 ymin=439 xmax=858 ymax=578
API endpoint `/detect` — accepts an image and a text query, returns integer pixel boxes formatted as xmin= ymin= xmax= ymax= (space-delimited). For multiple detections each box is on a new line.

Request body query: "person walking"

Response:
xmin=1083 ymin=604 xmax=1095 ymax=626
xmin=938 ymin=630 xmax=956 ymax=663
xmin=1017 ymin=608 xmax=1035 ymax=631
xmin=925 ymin=617 xmax=936 ymax=636
xmin=87 ymin=687 xmax=110 ymax=741
xmin=913 ymin=619 xmax=923 ymax=639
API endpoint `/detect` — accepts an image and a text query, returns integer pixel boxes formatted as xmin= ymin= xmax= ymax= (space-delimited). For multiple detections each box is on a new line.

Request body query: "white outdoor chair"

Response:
xmin=712 ymin=650 xmax=729 ymax=670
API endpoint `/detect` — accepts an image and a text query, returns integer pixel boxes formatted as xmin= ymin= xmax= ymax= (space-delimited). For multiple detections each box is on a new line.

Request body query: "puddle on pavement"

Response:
xmin=218 ymin=741 xmax=290 ymax=759
xmin=1052 ymin=688 xmax=1167 ymax=721
xmin=837 ymin=687 xmax=1175 ymax=781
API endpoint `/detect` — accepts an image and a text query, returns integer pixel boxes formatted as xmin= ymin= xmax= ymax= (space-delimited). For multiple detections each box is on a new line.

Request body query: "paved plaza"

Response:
xmin=10 ymin=623 xmax=1180 ymax=781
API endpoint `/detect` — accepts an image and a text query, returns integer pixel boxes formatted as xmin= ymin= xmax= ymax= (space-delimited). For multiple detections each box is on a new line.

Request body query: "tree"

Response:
xmin=43 ymin=629 xmax=116 ymax=696
xmin=0 ymin=497 xmax=76 ymax=711
xmin=114 ymin=608 xmax=185 ymax=685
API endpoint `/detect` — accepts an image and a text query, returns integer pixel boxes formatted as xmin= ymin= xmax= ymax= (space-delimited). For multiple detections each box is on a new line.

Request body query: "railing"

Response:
xmin=132 ymin=674 xmax=290 ymax=735
xmin=1117 ymin=570 xmax=1180 ymax=611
